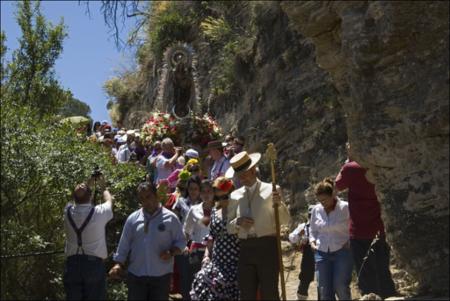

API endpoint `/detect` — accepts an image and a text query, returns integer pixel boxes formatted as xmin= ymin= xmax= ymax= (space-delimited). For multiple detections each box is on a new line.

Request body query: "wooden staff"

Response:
xmin=266 ymin=143 xmax=287 ymax=301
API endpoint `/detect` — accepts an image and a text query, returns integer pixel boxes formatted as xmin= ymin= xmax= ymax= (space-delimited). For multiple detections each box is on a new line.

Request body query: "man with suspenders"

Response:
xmin=63 ymin=177 xmax=113 ymax=300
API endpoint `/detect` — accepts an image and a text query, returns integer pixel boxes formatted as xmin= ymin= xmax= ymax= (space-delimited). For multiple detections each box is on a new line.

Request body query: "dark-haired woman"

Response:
xmin=190 ymin=177 xmax=240 ymax=300
xmin=183 ymin=180 xmax=214 ymax=299
xmin=310 ymin=178 xmax=352 ymax=300
xmin=92 ymin=121 xmax=102 ymax=138
xmin=172 ymin=175 xmax=202 ymax=300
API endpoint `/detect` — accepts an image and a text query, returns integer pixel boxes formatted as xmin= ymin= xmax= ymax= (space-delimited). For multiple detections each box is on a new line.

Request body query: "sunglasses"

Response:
xmin=214 ymin=194 xmax=230 ymax=201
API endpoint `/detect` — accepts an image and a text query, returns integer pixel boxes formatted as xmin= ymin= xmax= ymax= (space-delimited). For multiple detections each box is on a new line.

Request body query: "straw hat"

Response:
xmin=225 ymin=151 xmax=261 ymax=178
xmin=207 ymin=140 xmax=223 ymax=151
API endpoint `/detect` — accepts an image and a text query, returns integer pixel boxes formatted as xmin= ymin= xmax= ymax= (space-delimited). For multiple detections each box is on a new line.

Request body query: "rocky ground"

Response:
xmin=169 ymin=238 xmax=443 ymax=300
xmin=281 ymin=240 xmax=448 ymax=301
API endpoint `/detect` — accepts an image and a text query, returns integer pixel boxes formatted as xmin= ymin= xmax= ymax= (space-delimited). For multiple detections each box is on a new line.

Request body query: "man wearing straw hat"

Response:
xmin=225 ymin=151 xmax=290 ymax=300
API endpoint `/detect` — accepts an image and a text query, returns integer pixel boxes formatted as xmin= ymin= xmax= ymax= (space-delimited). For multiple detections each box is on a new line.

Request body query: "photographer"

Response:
xmin=63 ymin=168 xmax=114 ymax=300
xmin=155 ymin=138 xmax=183 ymax=184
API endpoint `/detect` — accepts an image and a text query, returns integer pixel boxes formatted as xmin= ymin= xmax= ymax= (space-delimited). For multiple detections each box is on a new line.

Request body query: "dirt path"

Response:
xmin=282 ymin=242 xmax=318 ymax=300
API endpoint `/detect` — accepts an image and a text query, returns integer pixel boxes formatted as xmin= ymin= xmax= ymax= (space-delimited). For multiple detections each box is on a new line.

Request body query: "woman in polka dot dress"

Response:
xmin=190 ymin=177 xmax=240 ymax=300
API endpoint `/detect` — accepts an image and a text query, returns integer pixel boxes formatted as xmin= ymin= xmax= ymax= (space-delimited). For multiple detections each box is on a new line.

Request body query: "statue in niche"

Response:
xmin=157 ymin=43 xmax=199 ymax=120
xmin=171 ymin=50 xmax=193 ymax=118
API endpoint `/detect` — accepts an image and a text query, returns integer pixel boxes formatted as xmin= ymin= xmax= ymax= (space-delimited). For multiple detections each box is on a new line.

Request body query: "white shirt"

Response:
xmin=228 ymin=180 xmax=290 ymax=239
xmin=289 ymin=222 xmax=307 ymax=244
xmin=183 ymin=203 xmax=210 ymax=244
xmin=209 ymin=156 xmax=230 ymax=180
xmin=155 ymin=155 xmax=175 ymax=183
xmin=117 ymin=144 xmax=131 ymax=163
xmin=172 ymin=197 xmax=192 ymax=224
xmin=310 ymin=198 xmax=349 ymax=253
xmin=64 ymin=202 xmax=113 ymax=259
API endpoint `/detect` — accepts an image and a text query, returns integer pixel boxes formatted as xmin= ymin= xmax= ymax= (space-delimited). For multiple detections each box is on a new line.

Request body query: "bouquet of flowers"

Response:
xmin=190 ymin=114 xmax=222 ymax=147
xmin=141 ymin=111 xmax=222 ymax=148
xmin=141 ymin=111 xmax=179 ymax=145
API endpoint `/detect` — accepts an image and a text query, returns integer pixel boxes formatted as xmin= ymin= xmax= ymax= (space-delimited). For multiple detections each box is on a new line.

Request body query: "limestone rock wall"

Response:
xmin=199 ymin=2 xmax=348 ymax=218
xmin=118 ymin=0 xmax=449 ymax=295
xmin=281 ymin=1 xmax=449 ymax=294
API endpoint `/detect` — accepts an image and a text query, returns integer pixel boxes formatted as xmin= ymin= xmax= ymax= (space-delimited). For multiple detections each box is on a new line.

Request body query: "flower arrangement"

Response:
xmin=141 ymin=111 xmax=179 ymax=145
xmin=156 ymin=179 xmax=169 ymax=205
xmin=178 ymin=169 xmax=192 ymax=181
xmin=141 ymin=110 xmax=222 ymax=148
xmin=186 ymin=158 xmax=199 ymax=166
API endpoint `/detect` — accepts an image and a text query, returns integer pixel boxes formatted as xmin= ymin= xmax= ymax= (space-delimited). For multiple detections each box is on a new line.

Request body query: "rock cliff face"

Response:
xmin=116 ymin=0 xmax=448 ymax=295
xmin=281 ymin=1 xmax=449 ymax=294
xmin=201 ymin=2 xmax=348 ymax=217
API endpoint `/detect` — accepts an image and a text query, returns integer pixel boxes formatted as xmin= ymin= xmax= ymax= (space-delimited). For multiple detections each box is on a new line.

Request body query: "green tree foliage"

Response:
xmin=0 ymin=31 xmax=7 ymax=84
xmin=1 ymin=100 xmax=146 ymax=299
xmin=0 ymin=1 xmax=145 ymax=299
xmin=148 ymin=2 xmax=194 ymax=59
xmin=58 ymin=90 xmax=92 ymax=118
xmin=5 ymin=0 xmax=67 ymax=115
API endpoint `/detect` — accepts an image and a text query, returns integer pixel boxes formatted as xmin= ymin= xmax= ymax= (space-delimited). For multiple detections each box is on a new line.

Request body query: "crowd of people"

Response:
xmin=63 ymin=119 xmax=398 ymax=300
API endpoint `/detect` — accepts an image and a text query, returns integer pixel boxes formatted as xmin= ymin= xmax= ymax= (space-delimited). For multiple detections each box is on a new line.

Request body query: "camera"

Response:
xmin=91 ymin=165 xmax=103 ymax=178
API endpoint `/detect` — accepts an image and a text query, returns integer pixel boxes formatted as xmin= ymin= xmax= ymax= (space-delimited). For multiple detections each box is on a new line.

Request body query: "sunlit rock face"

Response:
xmin=121 ymin=1 xmax=448 ymax=294
xmin=196 ymin=2 xmax=348 ymax=221
xmin=281 ymin=1 xmax=449 ymax=294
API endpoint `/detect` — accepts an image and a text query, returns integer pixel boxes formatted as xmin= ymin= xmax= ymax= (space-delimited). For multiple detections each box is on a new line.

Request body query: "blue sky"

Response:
xmin=1 ymin=0 xmax=138 ymax=124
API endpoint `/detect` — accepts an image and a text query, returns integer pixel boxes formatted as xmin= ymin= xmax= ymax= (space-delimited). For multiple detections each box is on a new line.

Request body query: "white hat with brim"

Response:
xmin=225 ymin=151 xmax=261 ymax=178
xmin=117 ymin=135 xmax=127 ymax=143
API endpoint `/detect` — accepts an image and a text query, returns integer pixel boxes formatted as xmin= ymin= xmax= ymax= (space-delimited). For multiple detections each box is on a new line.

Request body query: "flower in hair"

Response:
xmin=217 ymin=179 xmax=233 ymax=192
xmin=178 ymin=169 xmax=192 ymax=181
xmin=187 ymin=158 xmax=199 ymax=166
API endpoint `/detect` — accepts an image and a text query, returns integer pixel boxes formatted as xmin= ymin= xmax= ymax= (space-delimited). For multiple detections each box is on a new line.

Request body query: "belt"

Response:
xmin=67 ymin=254 xmax=103 ymax=262
xmin=240 ymin=234 xmax=276 ymax=241
xmin=189 ymin=242 xmax=207 ymax=252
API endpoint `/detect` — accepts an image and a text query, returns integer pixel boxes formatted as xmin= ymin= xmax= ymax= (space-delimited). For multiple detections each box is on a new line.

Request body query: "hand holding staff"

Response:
xmin=266 ymin=143 xmax=287 ymax=301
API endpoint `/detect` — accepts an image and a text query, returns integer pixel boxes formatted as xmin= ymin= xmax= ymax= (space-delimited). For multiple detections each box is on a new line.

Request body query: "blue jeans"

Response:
xmin=63 ymin=255 xmax=106 ymax=300
xmin=315 ymin=247 xmax=353 ymax=300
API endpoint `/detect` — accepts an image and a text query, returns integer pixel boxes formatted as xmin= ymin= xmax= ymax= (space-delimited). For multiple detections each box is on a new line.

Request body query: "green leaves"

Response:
xmin=5 ymin=0 xmax=68 ymax=116
xmin=1 ymin=99 xmax=145 ymax=299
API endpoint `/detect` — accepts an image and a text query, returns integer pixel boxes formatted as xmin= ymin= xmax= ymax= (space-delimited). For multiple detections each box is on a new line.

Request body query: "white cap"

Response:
xmin=118 ymin=135 xmax=127 ymax=143
xmin=177 ymin=156 xmax=186 ymax=166
xmin=185 ymin=148 xmax=199 ymax=159
xmin=126 ymin=130 xmax=135 ymax=136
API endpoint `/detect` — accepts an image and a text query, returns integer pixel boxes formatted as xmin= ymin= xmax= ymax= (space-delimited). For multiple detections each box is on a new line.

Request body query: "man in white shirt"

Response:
xmin=226 ymin=151 xmax=290 ymax=300
xmin=155 ymin=138 xmax=182 ymax=184
xmin=116 ymin=134 xmax=133 ymax=163
xmin=63 ymin=175 xmax=114 ymax=300
xmin=207 ymin=140 xmax=230 ymax=181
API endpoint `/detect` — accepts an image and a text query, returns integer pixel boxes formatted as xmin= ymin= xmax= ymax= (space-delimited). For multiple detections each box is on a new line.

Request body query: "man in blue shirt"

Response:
xmin=109 ymin=182 xmax=186 ymax=300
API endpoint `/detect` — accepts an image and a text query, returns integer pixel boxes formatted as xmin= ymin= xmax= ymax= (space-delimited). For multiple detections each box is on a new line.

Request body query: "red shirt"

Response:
xmin=335 ymin=161 xmax=385 ymax=239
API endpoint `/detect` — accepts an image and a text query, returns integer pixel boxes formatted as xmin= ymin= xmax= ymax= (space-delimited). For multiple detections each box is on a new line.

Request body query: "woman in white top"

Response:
xmin=310 ymin=177 xmax=353 ymax=300
xmin=172 ymin=175 xmax=202 ymax=300
xmin=183 ymin=180 xmax=215 ymax=288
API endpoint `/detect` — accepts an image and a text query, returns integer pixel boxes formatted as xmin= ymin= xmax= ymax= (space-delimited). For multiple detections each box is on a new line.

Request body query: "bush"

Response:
xmin=1 ymin=99 xmax=145 ymax=299
xmin=149 ymin=5 xmax=193 ymax=59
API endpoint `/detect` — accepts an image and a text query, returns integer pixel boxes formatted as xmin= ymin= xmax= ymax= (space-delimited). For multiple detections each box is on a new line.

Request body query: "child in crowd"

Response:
xmin=289 ymin=205 xmax=317 ymax=300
